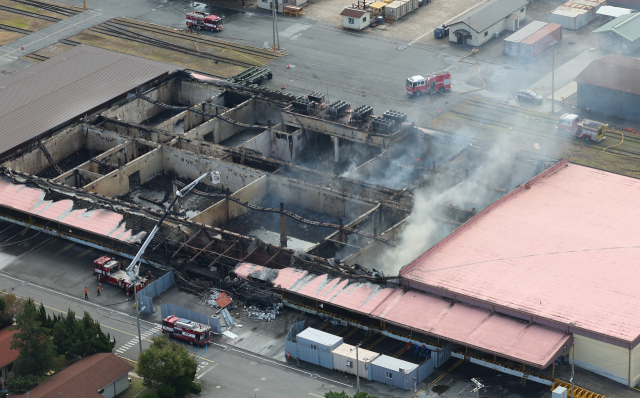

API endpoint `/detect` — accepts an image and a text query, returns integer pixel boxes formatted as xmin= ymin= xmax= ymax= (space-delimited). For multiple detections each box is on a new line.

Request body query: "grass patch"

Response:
xmin=71 ymin=30 xmax=246 ymax=78
xmin=0 ymin=10 xmax=55 ymax=31
xmin=31 ymin=42 xmax=72 ymax=57
xmin=0 ymin=29 xmax=23 ymax=45
xmin=116 ymin=377 xmax=150 ymax=398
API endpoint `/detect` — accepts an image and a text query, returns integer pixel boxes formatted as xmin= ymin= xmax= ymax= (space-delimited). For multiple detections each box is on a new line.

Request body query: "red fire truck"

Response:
xmin=557 ymin=113 xmax=606 ymax=142
xmin=92 ymin=256 xmax=148 ymax=293
xmin=406 ymin=71 xmax=452 ymax=96
xmin=186 ymin=11 xmax=223 ymax=32
xmin=162 ymin=316 xmax=212 ymax=346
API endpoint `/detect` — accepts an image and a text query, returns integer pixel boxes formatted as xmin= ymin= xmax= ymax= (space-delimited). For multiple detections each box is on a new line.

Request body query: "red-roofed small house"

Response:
xmin=12 ymin=353 xmax=133 ymax=398
xmin=0 ymin=327 xmax=19 ymax=380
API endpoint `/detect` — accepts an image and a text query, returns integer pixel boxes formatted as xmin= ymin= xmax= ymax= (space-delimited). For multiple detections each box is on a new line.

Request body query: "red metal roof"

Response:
xmin=12 ymin=353 xmax=133 ymax=398
xmin=0 ymin=327 xmax=19 ymax=368
xmin=234 ymin=263 xmax=572 ymax=367
xmin=401 ymin=161 xmax=640 ymax=344
xmin=340 ymin=8 xmax=368 ymax=17
xmin=0 ymin=44 xmax=178 ymax=157
xmin=0 ymin=177 xmax=145 ymax=243
xmin=215 ymin=292 xmax=233 ymax=308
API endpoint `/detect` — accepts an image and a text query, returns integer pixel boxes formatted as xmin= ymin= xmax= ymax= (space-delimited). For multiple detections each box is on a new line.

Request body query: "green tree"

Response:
xmin=0 ymin=290 xmax=25 ymax=327
xmin=138 ymin=335 xmax=198 ymax=389
xmin=0 ymin=295 xmax=12 ymax=329
xmin=324 ymin=392 xmax=350 ymax=398
xmin=37 ymin=302 xmax=58 ymax=334
xmin=76 ymin=311 xmax=115 ymax=357
xmin=353 ymin=393 xmax=379 ymax=398
xmin=5 ymin=375 xmax=38 ymax=394
xmin=53 ymin=309 xmax=80 ymax=359
xmin=10 ymin=299 xmax=58 ymax=377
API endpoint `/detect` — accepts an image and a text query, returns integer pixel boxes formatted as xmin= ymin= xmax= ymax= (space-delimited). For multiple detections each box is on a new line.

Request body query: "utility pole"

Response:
xmin=272 ymin=0 xmax=276 ymax=52
xmin=356 ymin=343 xmax=361 ymax=393
xmin=571 ymin=346 xmax=575 ymax=398
xmin=551 ymin=40 xmax=557 ymax=114
xmin=275 ymin=0 xmax=280 ymax=50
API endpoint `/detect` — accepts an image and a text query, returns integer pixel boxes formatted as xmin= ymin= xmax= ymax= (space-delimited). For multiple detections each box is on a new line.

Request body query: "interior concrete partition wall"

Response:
xmin=53 ymin=139 xmax=139 ymax=181
xmin=342 ymin=218 xmax=407 ymax=266
xmin=189 ymin=175 xmax=268 ymax=227
xmin=178 ymin=80 xmax=223 ymax=106
xmin=266 ymin=174 xmax=375 ymax=220
xmin=57 ymin=169 xmax=103 ymax=188
xmin=102 ymin=79 xmax=179 ymax=124
xmin=1 ymin=125 xmax=127 ymax=176
xmin=84 ymin=147 xmax=164 ymax=197
xmin=155 ymin=94 xmax=227 ymax=135
xmin=239 ymin=124 xmax=307 ymax=162
xmin=161 ymin=146 xmax=263 ymax=192
xmin=171 ymin=138 xmax=229 ymax=159
xmin=101 ymin=120 xmax=176 ymax=144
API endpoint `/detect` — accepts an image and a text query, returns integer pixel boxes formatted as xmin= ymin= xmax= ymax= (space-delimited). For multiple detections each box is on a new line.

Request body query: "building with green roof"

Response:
xmin=593 ymin=12 xmax=640 ymax=54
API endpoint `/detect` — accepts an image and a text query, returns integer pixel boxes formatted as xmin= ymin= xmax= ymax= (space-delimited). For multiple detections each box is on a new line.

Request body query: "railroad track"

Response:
xmin=460 ymin=99 xmax=640 ymax=147
xmin=24 ymin=52 xmax=48 ymax=61
xmin=8 ymin=0 xmax=81 ymax=17
xmin=449 ymin=109 xmax=640 ymax=158
xmin=0 ymin=22 xmax=31 ymax=34
xmin=111 ymin=18 xmax=279 ymax=62
xmin=0 ymin=4 xmax=61 ymax=21
xmin=59 ymin=38 xmax=80 ymax=46
xmin=88 ymin=21 xmax=257 ymax=69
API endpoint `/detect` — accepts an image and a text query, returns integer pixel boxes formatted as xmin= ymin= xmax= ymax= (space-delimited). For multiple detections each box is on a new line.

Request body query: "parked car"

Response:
xmin=517 ymin=89 xmax=543 ymax=103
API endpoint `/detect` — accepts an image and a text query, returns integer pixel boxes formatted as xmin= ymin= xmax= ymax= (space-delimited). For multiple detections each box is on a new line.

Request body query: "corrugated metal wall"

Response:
xmin=138 ymin=272 xmax=175 ymax=314
xmin=578 ymin=83 xmax=622 ymax=118
xmin=434 ymin=342 xmax=453 ymax=367
xmin=369 ymin=365 xmax=419 ymax=390
xmin=621 ymin=92 xmax=640 ymax=121
xmin=417 ymin=358 xmax=435 ymax=382
xmin=285 ymin=320 xmax=305 ymax=359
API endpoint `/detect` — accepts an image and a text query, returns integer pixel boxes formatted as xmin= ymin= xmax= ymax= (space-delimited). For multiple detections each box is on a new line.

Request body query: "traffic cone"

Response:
xmin=282 ymin=84 xmax=285 ymax=90
xmin=287 ymin=64 xmax=290 ymax=69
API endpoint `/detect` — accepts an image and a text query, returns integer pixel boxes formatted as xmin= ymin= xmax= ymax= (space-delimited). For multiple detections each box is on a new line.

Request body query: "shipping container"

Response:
xmin=385 ymin=2 xmax=405 ymax=19
xmin=519 ymin=23 xmax=562 ymax=58
xmin=397 ymin=0 xmax=410 ymax=13
xmin=368 ymin=355 xmax=419 ymax=390
xmin=549 ymin=5 xmax=591 ymax=30
xmin=291 ymin=327 xmax=343 ymax=369
xmin=331 ymin=343 xmax=380 ymax=379
xmin=503 ymin=20 xmax=548 ymax=56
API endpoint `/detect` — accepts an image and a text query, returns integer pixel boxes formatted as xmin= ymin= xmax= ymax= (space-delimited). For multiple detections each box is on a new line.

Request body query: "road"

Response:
xmin=0 ymin=270 xmax=361 ymax=398
xmin=15 ymin=0 xmax=548 ymax=129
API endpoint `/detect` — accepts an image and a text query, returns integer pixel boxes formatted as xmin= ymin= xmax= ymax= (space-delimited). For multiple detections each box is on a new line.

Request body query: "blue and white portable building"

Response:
xmin=368 ymin=355 xmax=419 ymax=390
xmin=286 ymin=324 xmax=343 ymax=369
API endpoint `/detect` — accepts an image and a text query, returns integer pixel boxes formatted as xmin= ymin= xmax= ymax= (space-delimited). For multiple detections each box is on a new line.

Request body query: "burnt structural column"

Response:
xmin=334 ymin=137 xmax=340 ymax=162
xmin=280 ymin=202 xmax=287 ymax=247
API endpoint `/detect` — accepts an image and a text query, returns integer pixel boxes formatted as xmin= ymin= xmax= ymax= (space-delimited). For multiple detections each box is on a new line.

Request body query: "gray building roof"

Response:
xmin=370 ymin=355 xmax=419 ymax=373
xmin=593 ymin=12 xmax=640 ymax=42
xmin=447 ymin=0 xmax=528 ymax=32
xmin=296 ymin=327 xmax=343 ymax=346
xmin=0 ymin=44 xmax=178 ymax=157
xmin=575 ymin=54 xmax=640 ymax=96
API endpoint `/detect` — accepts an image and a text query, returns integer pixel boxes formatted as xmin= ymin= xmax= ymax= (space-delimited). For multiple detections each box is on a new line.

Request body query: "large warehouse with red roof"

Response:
xmin=237 ymin=159 xmax=640 ymax=387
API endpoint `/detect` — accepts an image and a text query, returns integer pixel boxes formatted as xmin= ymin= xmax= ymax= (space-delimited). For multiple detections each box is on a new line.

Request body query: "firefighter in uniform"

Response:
xmin=97 ymin=285 xmax=101 ymax=296
xmin=84 ymin=287 xmax=88 ymax=300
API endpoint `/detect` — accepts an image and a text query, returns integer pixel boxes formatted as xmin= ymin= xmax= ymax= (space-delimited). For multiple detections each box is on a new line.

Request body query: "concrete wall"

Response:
xmin=240 ymin=125 xmax=307 ymax=162
xmin=172 ymin=138 xmax=229 ymax=159
xmin=265 ymin=176 xmax=375 ymax=220
xmin=631 ymin=342 xmax=640 ymax=387
xmin=572 ymin=334 xmax=629 ymax=385
xmin=102 ymin=79 xmax=178 ymax=124
xmin=190 ymin=175 xmax=268 ymax=226
xmin=343 ymin=219 xmax=407 ymax=266
xmin=178 ymin=80 xmax=223 ymax=106
xmin=155 ymin=95 xmax=227 ymax=135
xmin=85 ymin=148 xmax=163 ymax=197
xmin=101 ymin=120 xmax=176 ymax=144
xmin=184 ymin=98 xmax=255 ymax=143
xmin=57 ymin=169 xmax=104 ymax=188
xmin=2 ymin=126 xmax=127 ymax=175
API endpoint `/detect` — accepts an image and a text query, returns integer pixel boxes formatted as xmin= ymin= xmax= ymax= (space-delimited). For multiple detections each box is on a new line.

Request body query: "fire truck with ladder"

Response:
xmin=186 ymin=11 xmax=223 ymax=32
xmin=557 ymin=113 xmax=606 ymax=142
xmin=92 ymin=256 xmax=148 ymax=293
xmin=406 ymin=71 xmax=451 ymax=96
xmin=162 ymin=316 xmax=212 ymax=346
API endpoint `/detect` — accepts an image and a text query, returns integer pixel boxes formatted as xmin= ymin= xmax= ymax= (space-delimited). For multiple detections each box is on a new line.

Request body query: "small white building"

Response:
xmin=340 ymin=8 xmax=371 ymax=30
xmin=331 ymin=343 xmax=380 ymax=379
xmin=258 ymin=0 xmax=306 ymax=13
xmin=447 ymin=0 xmax=528 ymax=46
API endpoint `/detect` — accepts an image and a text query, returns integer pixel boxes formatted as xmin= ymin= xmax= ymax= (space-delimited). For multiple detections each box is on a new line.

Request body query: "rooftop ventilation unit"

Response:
xmin=351 ymin=105 xmax=373 ymax=122
xmin=308 ymin=92 xmax=325 ymax=103
xmin=292 ymin=98 xmax=315 ymax=115
xmin=327 ymin=100 xmax=350 ymax=118
xmin=372 ymin=117 xmax=395 ymax=133
xmin=383 ymin=110 xmax=407 ymax=124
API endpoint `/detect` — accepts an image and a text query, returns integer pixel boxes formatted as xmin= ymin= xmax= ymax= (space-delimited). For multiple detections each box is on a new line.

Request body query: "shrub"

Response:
xmin=157 ymin=385 xmax=176 ymax=398
xmin=142 ymin=394 xmax=159 ymax=398
xmin=191 ymin=382 xmax=202 ymax=394
xmin=6 ymin=375 xmax=39 ymax=394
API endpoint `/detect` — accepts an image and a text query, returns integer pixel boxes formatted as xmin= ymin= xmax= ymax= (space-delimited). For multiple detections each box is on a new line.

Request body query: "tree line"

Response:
xmin=0 ymin=293 xmax=115 ymax=394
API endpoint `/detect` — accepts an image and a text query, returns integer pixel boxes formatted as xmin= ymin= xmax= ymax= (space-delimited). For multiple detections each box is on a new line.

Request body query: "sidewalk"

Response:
xmin=0 ymin=10 xmax=111 ymax=66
